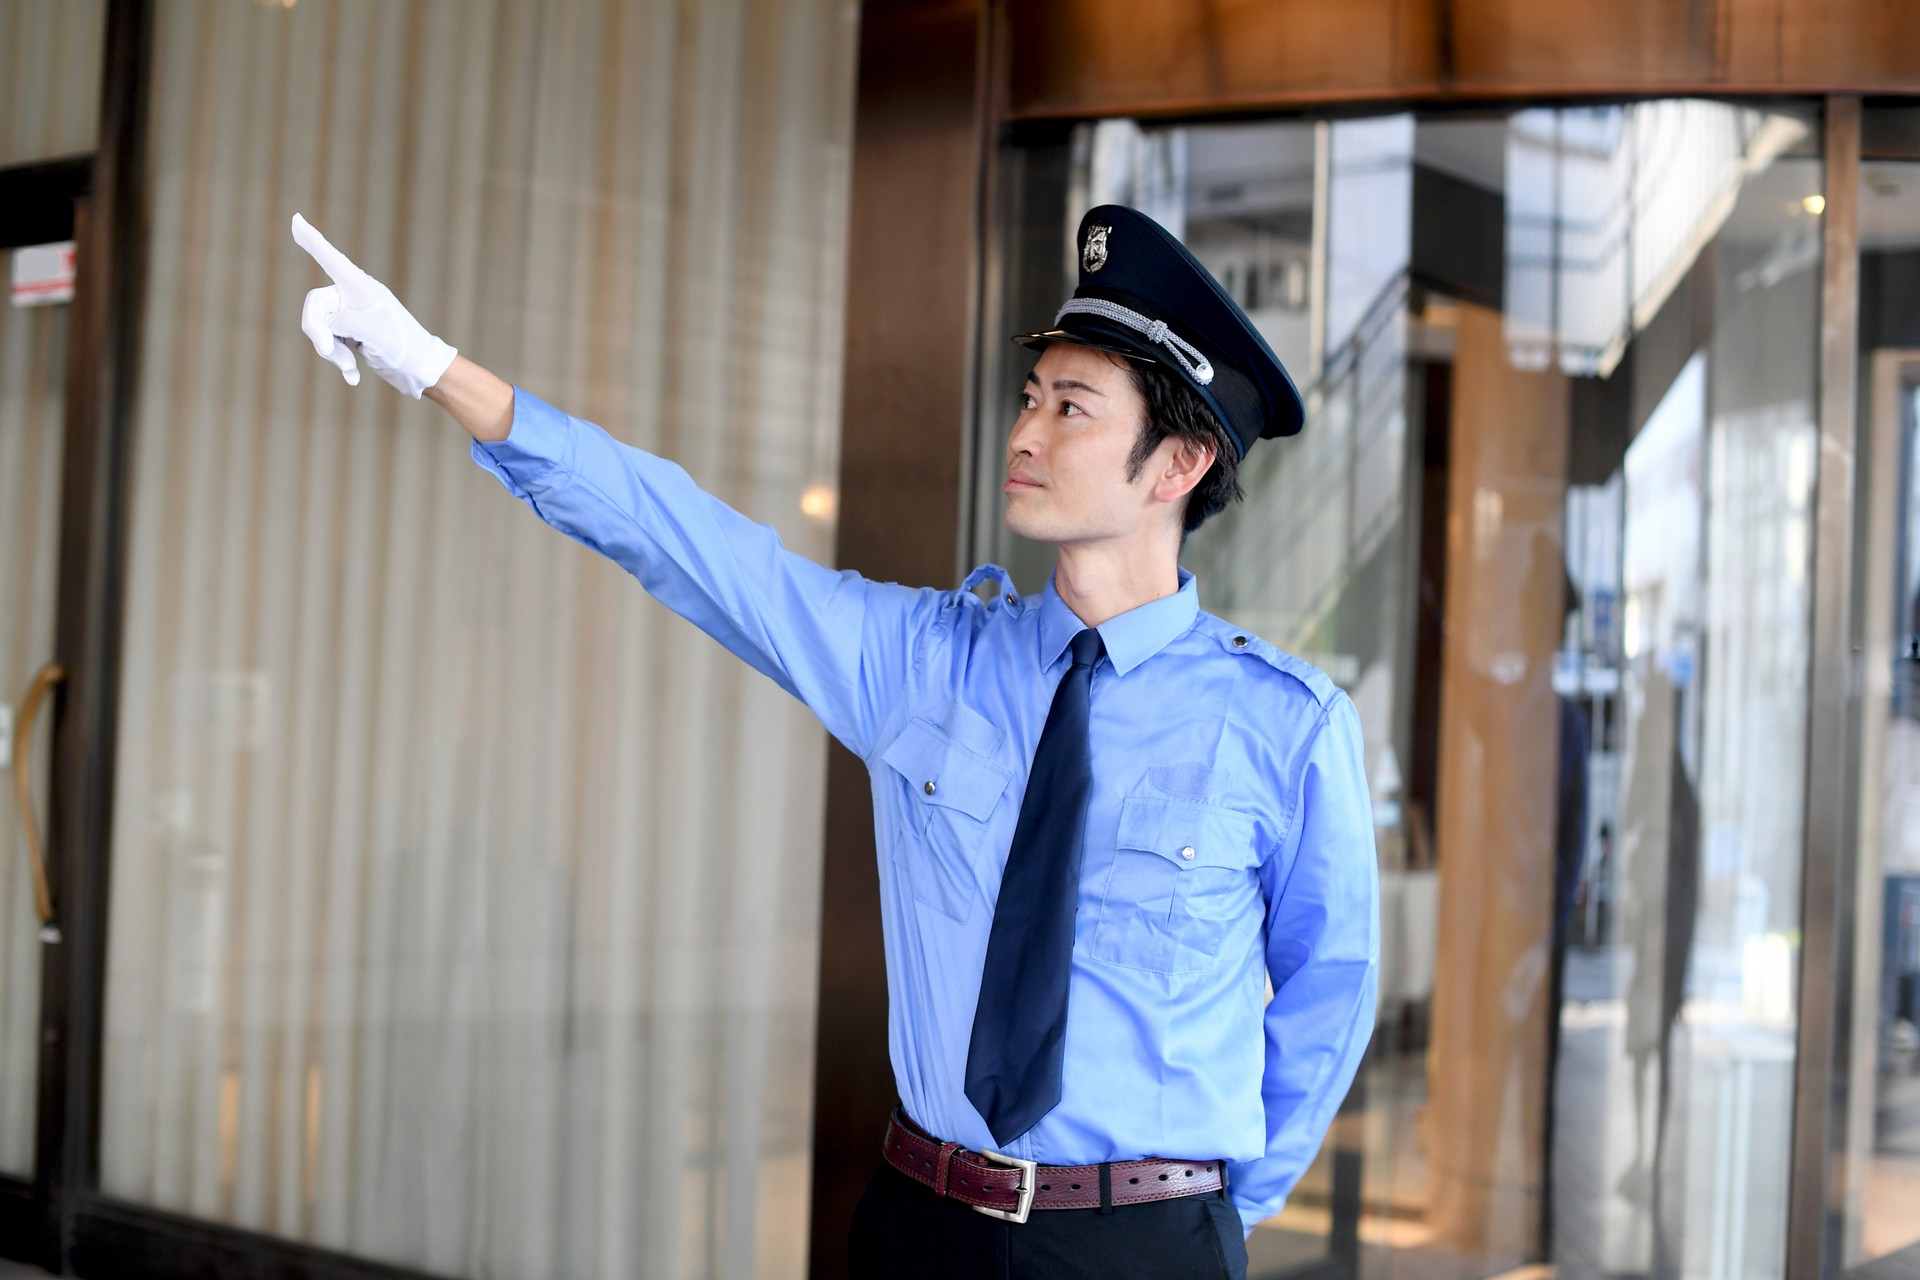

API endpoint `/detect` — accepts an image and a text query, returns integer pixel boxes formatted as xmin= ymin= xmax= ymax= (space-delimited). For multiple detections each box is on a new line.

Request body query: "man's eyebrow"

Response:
xmin=1023 ymin=372 xmax=1109 ymax=398
xmin=1022 ymin=370 xmax=1110 ymax=399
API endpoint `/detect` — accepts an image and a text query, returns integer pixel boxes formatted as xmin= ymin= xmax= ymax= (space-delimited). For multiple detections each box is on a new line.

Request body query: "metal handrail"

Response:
xmin=12 ymin=662 xmax=65 ymax=945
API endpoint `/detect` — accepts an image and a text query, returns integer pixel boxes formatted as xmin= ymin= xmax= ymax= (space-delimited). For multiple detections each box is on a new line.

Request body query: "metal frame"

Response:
xmin=1786 ymin=94 xmax=1863 ymax=1280
xmin=34 ymin=0 xmax=153 ymax=1263
xmin=0 ymin=153 xmax=96 ymax=1270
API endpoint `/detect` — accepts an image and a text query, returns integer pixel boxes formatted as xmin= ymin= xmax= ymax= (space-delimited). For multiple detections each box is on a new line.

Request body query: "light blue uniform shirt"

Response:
xmin=473 ymin=388 xmax=1380 ymax=1232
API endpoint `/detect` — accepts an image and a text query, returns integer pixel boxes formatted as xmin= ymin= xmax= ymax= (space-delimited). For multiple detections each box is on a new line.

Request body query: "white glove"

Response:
xmin=292 ymin=212 xmax=457 ymax=398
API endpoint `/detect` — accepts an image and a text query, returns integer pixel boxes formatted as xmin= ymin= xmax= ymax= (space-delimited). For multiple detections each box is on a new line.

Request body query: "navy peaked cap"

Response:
xmin=1013 ymin=205 xmax=1305 ymax=457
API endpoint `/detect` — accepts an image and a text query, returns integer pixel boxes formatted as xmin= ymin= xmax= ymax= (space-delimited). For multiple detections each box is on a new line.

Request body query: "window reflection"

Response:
xmin=1839 ymin=106 xmax=1920 ymax=1278
xmin=983 ymin=97 xmax=1822 ymax=1280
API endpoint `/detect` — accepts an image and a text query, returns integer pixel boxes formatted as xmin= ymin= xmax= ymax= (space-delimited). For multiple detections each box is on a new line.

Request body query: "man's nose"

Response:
xmin=1007 ymin=412 xmax=1039 ymax=459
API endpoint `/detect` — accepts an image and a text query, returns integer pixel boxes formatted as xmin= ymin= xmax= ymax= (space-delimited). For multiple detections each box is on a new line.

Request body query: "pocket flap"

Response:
xmin=881 ymin=719 xmax=1013 ymax=822
xmin=1115 ymin=796 xmax=1258 ymax=870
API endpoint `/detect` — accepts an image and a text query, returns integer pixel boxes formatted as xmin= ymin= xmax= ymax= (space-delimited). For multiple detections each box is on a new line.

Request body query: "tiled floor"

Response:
xmin=1850 ymin=1240 xmax=1920 ymax=1280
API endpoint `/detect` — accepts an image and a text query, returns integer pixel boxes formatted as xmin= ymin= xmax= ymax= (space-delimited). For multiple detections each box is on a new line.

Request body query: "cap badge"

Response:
xmin=1083 ymin=224 xmax=1110 ymax=273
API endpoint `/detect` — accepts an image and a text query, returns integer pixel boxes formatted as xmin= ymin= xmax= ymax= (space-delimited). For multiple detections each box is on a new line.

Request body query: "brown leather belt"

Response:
xmin=881 ymin=1109 xmax=1226 ymax=1225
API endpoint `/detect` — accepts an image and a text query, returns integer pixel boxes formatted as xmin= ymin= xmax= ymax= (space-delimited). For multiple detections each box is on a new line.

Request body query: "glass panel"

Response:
xmin=0 ymin=0 xmax=105 ymax=167
xmin=0 ymin=264 xmax=69 ymax=1177
xmin=96 ymin=1 xmax=856 ymax=1276
xmin=1837 ymin=104 xmax=1920 ymax=1280
xmin=980 ymin=97 xmax=1821 ymax=1280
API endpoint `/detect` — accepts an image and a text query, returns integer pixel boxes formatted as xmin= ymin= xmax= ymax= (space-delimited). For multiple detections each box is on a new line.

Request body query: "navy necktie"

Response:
xmin=965 ymin=627 xmax=1104 ymax=1146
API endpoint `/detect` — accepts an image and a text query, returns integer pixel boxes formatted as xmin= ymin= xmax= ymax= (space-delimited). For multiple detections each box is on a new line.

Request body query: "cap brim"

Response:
xmin=1010 ymin=329 xmax=1164 ymax=366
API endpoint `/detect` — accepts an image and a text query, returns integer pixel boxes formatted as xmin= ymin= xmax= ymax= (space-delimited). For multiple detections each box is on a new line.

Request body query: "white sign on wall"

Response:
xmin=10 ymin=241 xmax=77 ymax=307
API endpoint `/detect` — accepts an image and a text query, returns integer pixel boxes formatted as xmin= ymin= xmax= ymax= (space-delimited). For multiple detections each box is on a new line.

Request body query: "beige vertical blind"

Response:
xmin=96 ymin=2 xmax=856 ymax=1276
xmin=0 ymin=0 xmax=104 ymax=167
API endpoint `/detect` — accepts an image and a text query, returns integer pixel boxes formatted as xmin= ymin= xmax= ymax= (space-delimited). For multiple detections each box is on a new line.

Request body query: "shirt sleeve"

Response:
xmin=1228 ymin=691 xmax=1381 ymax=1234
xmin=470 ymin=386 xmax=937 ymax=758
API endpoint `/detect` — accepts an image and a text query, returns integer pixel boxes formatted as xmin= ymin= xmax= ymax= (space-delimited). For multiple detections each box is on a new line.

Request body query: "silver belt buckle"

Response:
xmin=971 ymin=1149 xmax=1037 ymax=1224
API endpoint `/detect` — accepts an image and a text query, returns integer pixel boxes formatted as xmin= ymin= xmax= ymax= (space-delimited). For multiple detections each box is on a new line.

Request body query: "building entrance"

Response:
xmin=978 ymin=101 xmax=1834 ymax=1280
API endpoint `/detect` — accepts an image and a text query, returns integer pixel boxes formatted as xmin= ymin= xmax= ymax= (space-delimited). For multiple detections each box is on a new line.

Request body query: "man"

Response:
xmin=293 ymin=204 xmax=1378 ymax=1280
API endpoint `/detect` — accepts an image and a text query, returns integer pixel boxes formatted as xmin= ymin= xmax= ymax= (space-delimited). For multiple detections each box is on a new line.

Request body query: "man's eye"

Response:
xmin=1017 ymin=392 xmax=1036 ymax=410
xmin=1060 ymin=401 xmax=1083 ymax=417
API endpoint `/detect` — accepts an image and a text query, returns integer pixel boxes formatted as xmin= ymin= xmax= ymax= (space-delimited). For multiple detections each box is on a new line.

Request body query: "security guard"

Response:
xmin=293 ymin=204 xmax=1379 ymax=1280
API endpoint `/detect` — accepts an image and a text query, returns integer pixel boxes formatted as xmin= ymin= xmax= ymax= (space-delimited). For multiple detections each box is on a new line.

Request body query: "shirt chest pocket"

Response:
xmin=880 ymin=717 xmax=1013 ymax=925
xmin=1089 ymin=797 xmax=1263 ymax=976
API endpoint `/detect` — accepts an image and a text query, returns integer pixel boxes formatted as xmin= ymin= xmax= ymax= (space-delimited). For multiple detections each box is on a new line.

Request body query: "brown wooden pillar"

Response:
xmin=807 ymin=3 xmax=990 ymax=1276
xmin=1424 ymin=302 xmax=1570 ymax=1260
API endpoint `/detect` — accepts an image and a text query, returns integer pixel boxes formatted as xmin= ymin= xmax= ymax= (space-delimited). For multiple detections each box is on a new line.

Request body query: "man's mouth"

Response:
xmin=1004 ymin=472 xmax=1043 ymax=492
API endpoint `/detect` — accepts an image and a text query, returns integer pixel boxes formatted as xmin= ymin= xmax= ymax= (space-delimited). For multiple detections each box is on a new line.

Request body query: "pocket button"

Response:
xmin=1096 ymin=796 xmax=1261 ymax=974
xmin=880 ymin=716 xmax=1015 ymax=924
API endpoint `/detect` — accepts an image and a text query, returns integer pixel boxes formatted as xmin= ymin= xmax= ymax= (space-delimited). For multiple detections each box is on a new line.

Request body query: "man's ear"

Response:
xmin=1152 ymin=435 xmax=1215 ymax=506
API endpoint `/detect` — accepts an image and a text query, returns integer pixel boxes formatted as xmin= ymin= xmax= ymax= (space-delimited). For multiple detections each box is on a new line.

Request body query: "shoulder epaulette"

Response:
xmin=1196 ymin=616 xmax=1339 ymax=708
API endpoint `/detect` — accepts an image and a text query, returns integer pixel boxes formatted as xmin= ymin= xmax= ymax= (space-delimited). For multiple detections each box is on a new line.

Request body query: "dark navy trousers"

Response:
xmin=847 ymin=1164 xmax=1249 ymax=1280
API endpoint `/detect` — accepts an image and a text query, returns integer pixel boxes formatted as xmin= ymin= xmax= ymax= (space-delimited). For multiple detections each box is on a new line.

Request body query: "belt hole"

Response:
xmin=1040 ymin=1184 xmax=1051 ymax=1191
xmin=1070 ymin=1183 xmax=1081 ymax=1191
xmin=1185 ymin=1170 xmax=1194 ymax=1177
xmin=1157 ymin=1174 xmax=1169 ymax=1181
xmin=1128 ymin=1177 xmax=1139 ymax=1184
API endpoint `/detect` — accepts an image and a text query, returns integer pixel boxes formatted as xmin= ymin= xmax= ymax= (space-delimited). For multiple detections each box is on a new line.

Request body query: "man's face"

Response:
xmin=1004 ymin=342 xmax=1172 ymax=546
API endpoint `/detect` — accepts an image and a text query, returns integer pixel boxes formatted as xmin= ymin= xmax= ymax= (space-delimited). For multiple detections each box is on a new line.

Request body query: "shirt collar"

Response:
xmin=1037 ymin=569 xmax=1200 ymax=677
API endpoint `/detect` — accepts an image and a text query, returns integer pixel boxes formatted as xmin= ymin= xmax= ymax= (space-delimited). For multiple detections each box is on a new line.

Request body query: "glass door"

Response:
xmin=0 ymin=2 xmax=108 ymax=1259
xmin=981 ymin=97 xmax=1826 ymax=1280
xmin=0 ymin=158 xmax=102 ymax=1269
xmin=2 ymin=0 xmax=106 ymax=1200
xmin=0 ymin=212 xmax=74 ymax=1182
xmin=1836 ymin=107 xmax=1920 ymax=1273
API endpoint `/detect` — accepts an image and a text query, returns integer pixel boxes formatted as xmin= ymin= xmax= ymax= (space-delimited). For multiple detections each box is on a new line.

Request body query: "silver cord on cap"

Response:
xmin=1053 ymin=297 xmax=1215 ymax=386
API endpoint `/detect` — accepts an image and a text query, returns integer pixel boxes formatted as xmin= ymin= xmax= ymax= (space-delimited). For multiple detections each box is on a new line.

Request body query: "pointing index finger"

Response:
xmin=290 ymin=212 xmax=363 ymax=285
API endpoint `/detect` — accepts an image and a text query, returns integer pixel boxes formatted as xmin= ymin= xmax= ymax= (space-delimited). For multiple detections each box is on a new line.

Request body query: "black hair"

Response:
xmin=1122 ymin=359 xmax=1244 ymax=536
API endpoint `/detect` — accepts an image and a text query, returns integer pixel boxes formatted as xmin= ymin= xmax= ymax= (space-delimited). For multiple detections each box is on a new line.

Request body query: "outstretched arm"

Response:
xmin=289 ymin=213 xmax=937 ymax=757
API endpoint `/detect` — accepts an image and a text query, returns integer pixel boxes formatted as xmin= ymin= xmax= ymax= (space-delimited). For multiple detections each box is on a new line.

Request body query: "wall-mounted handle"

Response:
xmin=12 ymin=663 xmax=65 ymax=945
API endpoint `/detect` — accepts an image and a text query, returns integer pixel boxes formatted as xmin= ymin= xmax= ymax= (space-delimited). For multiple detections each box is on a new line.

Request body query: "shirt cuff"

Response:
xmin=468 ymin=386 xmax=574 ymax=493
